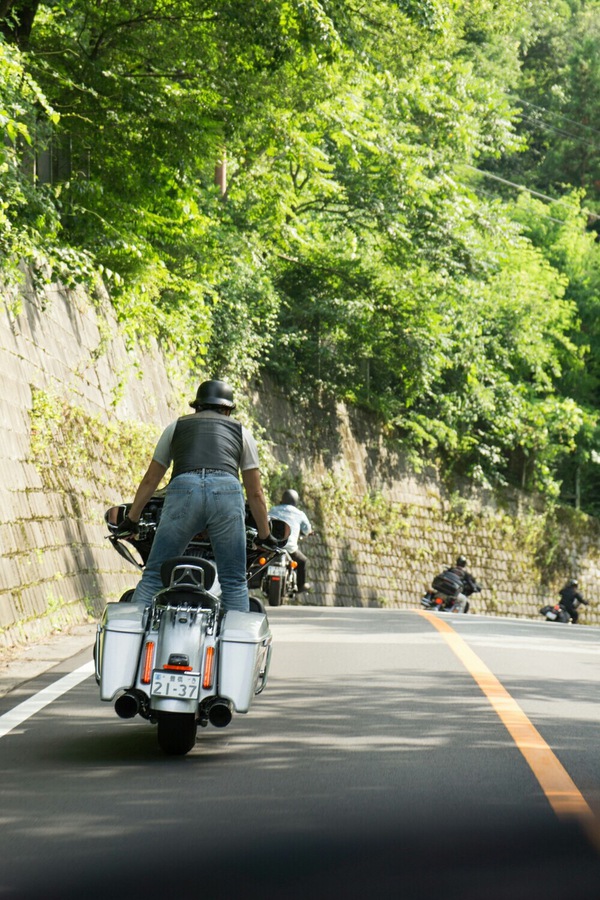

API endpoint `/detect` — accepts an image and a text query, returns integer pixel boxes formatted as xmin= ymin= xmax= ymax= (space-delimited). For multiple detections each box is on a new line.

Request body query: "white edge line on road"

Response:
xmin=0 ymin=660 xmax=95 ymax=740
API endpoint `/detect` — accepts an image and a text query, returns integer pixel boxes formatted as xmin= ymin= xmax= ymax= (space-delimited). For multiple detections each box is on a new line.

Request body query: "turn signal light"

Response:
xmin=259 ymin=556 xmax=267 ymax=565
xmin=203 ymin=646 xmax=215 ymax=689
xmin=141 ymin=641 xmax=155 ymax=684
xmin=291 ymin=560 xmax=298 ymax=569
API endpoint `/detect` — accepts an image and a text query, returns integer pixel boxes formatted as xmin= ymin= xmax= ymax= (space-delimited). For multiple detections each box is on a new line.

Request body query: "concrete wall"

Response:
xmin=1 ymin=276 xmax=600 ymax=655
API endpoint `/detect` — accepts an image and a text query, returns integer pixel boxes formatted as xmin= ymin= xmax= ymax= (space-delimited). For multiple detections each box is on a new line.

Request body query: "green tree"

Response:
xmin=3 ymin=0 xmax=600 ymax=509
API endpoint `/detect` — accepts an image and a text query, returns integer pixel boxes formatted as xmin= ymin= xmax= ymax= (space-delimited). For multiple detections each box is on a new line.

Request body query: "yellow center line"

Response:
xmin=419 ymin=610 xmax=593 ymax=821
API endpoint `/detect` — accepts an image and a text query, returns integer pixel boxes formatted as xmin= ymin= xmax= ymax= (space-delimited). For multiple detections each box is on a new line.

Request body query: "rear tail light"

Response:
xmin=141 ymin=641 xmax=155 ymax=684
xmin=203 ymin=646 xmax=215 ymax=689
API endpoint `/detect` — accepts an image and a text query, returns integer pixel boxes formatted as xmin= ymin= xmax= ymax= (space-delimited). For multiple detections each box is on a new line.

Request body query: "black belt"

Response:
xmin=187 ymin=467 xmax=226 ymax=475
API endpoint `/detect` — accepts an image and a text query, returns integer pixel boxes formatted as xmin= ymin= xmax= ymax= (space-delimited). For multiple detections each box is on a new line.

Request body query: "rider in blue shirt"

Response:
xmin=268 ymin=489 xmax=313 ymax=592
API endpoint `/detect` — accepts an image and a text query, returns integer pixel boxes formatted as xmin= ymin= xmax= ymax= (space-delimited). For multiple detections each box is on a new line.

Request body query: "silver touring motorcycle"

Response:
xmin=95 ymin=497 xmax=279 ymax=755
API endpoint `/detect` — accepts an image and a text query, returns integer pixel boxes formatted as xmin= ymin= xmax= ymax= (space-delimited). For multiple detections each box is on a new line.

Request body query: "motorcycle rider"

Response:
xmin=558 ymin=578 xmax=588 ymax=624
xmin=445 ymin=555 xmax=482 ymax=613
xmin=268 ymin=489 xmax=313 ymax=592
xmin=114 ymin=379 xmax=276 ymax=612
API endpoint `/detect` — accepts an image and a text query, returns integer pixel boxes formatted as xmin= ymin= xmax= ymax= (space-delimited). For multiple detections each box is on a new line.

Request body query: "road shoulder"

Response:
xmin=0 ymin=622 xmax=98 ymax=699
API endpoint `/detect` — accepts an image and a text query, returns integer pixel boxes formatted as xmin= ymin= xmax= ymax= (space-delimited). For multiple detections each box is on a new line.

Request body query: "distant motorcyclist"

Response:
xmin=558 ymin=578 xmax=587 ymax=624
xmin=449 ymin=555 xmax=481 ymax=596
xmin=445 ymin=555 xmax=482 ymax=613
xmin=268 ymin=489 xmax=313 ymax=593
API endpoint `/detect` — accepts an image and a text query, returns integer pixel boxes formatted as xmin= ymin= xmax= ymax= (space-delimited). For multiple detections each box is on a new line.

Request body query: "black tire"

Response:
xmin=118 ymin=588 xmax=136 ymax=603
xmin=157 ymin=713 xmax=197 ymax=756
xmin=267 ymin=577 xmax=284 ymax=607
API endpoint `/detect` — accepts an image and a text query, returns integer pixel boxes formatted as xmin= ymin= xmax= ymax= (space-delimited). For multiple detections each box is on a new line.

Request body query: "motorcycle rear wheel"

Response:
xmin=157 ymin=712 xmax=197 ymax=756
xmin=267 ymin=577 xmax=284 ymax=607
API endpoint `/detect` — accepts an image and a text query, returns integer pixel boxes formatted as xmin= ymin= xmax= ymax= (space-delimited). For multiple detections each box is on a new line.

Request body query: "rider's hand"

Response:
xmin=255 ymin=532 xmax=279 ymax=550
xmin=114 ymin=515 xmax=139 ymax=539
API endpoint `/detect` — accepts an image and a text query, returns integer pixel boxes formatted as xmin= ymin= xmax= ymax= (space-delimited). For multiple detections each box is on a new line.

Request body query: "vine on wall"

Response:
xmin=28 ymin=386 xmax=288 ymax=505
xmin=29 ymin=387 xmax=163 ymax=498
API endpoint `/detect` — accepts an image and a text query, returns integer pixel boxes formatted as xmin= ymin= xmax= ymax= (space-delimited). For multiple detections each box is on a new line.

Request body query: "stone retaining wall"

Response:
xmin=1 ymin=276 xmax=600 ymax=654
xmin=0 ymin=275 xmax=185 ymax=650
xmin=251 ymin=382 xmax=600 ymax=623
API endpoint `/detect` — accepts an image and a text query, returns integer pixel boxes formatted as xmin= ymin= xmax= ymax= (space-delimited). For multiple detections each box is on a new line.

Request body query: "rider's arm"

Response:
xmin=128 ymin=460 xmax=168 ymax=521
xmin=300 ymin=512 xmax=313 ymax=535
xmin=242 ymin=467 xmax=270 ymax=540
xmin=465 ymin=572 xmax=480 ymax=591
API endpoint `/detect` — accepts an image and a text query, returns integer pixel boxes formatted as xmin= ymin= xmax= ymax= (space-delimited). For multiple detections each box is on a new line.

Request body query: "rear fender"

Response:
xmin=142 ymin=609 xmax=218 ymax=715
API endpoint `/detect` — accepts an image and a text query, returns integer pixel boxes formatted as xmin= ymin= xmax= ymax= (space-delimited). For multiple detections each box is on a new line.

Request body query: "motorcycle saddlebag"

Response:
xmin=432 ymin=570 xmax=463 ymax=597
xmin=218 ymin=611 xmax=272 ymax=713
xmin=97 ymin=601 xmax=147 ymax=701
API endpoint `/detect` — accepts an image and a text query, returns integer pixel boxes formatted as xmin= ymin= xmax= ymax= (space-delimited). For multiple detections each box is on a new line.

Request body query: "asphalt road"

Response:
xmin=2 ymin=606 xmax=600 ymax=899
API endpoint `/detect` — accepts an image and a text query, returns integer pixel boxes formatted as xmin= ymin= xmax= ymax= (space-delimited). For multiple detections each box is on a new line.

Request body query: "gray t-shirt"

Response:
xmin=152 ymin=410 xmax=260 ymax=472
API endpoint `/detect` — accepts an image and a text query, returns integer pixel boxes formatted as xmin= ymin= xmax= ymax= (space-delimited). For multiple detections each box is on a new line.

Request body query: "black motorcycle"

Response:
xmin=539 ymin=602 xmax=572 ymax=624
xmin=421 ymin=569 xmax=467 ymax=613
xmin=420 ymin=569 xmax=481 ymax=614
xmin=245 ymin=518 xmax=313 ymax=607
xmin=105 ymin=494 xmax=286 ymax=608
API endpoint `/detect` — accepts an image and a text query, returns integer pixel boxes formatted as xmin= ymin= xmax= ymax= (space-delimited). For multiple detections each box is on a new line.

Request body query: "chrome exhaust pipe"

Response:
xmin=207 ymin=699 xmax=233 ymax=728
xmin=115 ymin=691 xmax=140 ymax=719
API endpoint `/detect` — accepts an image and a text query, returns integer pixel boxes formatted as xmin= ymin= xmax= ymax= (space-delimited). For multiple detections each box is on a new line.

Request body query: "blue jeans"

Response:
xmin=131 ymin=471 xmax=249 ymax=612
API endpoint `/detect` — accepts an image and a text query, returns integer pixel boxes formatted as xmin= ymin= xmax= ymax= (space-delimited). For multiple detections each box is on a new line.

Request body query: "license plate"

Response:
xmin=151 ymin=670 xmax=200 ymax=699
xmin=267 ymin=565 xmax=286 ymax=576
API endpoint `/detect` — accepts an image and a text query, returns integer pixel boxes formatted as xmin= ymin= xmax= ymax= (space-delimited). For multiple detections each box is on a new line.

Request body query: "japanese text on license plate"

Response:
xmin=151 ymin=671 xmax=200 ymax=699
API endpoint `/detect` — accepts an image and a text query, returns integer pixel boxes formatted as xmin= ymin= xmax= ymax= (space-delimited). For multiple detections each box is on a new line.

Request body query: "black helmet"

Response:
xmin=456 ymin=555 xmax=467 ymax=567
xmin=281 ymin=489 xmax=299 ymax=506
xmin=190 ymin=379 xmax=236 ymax=410
xmin=569 ymin=578 xmax=579 ymax=587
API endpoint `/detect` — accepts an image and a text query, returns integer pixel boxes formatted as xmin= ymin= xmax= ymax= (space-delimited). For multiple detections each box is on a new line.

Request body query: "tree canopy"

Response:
xmin=2 ymin=0 xmax=600 ymax=510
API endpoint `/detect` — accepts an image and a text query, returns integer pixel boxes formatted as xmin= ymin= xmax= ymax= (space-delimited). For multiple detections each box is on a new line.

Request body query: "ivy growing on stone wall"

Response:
xmin=305 ymin=470 xmax=417 ymax=548
xmin=28 ymin=386 xmax=287 ymax=506
xmin=29 ymin=387 xmax=163 ymax=499
xmin=442 ymin=488 xmax=596 ymax=587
